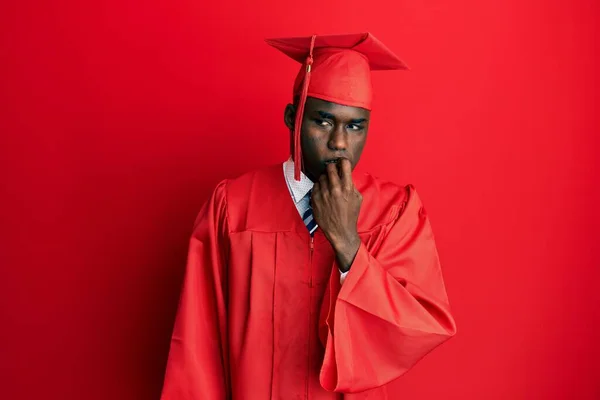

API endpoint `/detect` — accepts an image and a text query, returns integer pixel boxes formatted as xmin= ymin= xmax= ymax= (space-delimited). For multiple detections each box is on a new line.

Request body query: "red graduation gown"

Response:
xmin=160 ymin=164 xmax=456 ymax=399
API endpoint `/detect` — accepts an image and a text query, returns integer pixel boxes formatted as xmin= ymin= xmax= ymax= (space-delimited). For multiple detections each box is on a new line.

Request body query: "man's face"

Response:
xmin=284 ymin=97 xmax=370 ymax=182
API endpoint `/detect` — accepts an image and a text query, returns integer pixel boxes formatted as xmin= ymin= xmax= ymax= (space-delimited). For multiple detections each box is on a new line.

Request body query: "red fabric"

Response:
xmin=160 ymin=164 xmax=456 ymax=399
xmin=294 ymin=48 xmax=373 ymax=110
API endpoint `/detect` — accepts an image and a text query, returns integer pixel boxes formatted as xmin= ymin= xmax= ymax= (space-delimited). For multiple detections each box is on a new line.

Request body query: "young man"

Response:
xmin=160 ymin=33 xmax=456 ymax=399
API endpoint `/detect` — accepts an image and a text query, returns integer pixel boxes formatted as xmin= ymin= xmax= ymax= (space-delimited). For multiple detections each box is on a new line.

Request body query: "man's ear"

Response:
xmin=284 ymin=103 xmax=296 ymax=132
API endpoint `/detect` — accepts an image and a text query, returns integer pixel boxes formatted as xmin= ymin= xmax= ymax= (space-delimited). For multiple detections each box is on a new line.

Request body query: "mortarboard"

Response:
xmin=266 ymin=32 xmax=408 ymax=180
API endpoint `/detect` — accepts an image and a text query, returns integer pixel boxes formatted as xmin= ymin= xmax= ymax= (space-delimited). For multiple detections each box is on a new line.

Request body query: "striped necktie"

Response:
xmin=302 ymin=191 xmax=318 ymax=236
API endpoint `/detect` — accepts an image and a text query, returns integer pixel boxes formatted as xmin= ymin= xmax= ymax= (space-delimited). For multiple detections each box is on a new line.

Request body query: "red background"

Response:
xmin=1 ymin=0 xmax=599 ymax=399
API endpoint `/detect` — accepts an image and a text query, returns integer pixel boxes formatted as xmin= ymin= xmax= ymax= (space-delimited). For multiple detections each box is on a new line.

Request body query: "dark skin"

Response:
xmin=284 ymin=97 xmax=370 ymax=272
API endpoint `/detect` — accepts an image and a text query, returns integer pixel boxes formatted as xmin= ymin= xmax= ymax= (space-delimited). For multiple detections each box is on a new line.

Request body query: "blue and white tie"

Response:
xmin=303 ymin=191 xmax=318 ymax=236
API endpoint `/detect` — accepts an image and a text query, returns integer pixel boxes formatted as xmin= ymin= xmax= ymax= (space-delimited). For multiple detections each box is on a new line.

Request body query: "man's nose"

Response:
xmin=327 ymin=126 xmax=348 ymax=151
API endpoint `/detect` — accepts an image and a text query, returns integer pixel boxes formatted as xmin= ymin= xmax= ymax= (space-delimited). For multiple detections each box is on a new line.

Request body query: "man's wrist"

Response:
xmin=331 ymin=232 xmax=361 ymax=272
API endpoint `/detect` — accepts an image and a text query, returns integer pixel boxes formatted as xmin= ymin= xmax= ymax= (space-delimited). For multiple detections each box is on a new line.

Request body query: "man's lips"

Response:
xmin=321 ymin=158 xmax=350 ymax=178
xmin=323 ymin=157 xmax=348 ymax=165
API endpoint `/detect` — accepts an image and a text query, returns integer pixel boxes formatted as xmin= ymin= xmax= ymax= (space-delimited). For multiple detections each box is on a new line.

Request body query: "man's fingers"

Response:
xmin=311 ymin=181 xmax=319 ymax=207
xmin=326 ymin=163 xmax=341 ymax=190
xmin=318 ymin=174 xmax=329 ymax=195
xmin=340 ymin=158 xmax=353 ymax=189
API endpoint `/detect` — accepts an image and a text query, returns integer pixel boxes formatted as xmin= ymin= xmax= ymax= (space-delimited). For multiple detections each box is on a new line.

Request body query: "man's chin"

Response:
xmin=302 ymin=167 xmax=320 ymax=183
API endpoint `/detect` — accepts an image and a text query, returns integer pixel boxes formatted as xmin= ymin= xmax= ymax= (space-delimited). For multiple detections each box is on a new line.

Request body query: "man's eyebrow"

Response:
xmin=317 ymin=111 xmax=335 ymax=119
xmin=317 ymin=111 xmax=368 ymax=124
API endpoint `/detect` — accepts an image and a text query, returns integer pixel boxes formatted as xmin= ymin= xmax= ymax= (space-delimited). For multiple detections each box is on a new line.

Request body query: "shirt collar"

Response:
xmin=283 ymin=157 xmax=314 ymax=204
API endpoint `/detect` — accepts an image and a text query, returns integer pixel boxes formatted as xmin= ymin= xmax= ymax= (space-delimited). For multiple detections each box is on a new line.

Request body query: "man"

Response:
xmin=160 ymin=32 xmax=456 ymax=399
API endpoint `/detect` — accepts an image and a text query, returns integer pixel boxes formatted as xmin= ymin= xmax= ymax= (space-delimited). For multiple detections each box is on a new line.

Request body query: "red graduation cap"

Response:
xmin=266 ymin=32 xmax=408 ymax=180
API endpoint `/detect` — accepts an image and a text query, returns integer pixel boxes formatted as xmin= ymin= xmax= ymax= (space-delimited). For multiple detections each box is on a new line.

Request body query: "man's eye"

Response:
xmin=348 ymin=124 xmax=363 ymax=131
xmin=315 ymin=119 xmax=331 ymax=127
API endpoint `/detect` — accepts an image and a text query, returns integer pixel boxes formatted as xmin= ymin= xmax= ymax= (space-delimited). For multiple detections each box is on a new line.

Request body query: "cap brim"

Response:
xmin=265 ymin=32 xmax=409 ymax=70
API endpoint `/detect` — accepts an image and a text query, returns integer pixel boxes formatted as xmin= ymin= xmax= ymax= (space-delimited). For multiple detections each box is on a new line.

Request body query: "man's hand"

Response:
xmin=312 ymin=158 xmax=363 ymax=272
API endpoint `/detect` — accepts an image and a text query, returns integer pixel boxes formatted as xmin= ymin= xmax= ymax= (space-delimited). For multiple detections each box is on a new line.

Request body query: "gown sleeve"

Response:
xmin=318 ymin=185 xmax=457 ymax=393
xmin=160 ymin=180 xmax=230 ymax=399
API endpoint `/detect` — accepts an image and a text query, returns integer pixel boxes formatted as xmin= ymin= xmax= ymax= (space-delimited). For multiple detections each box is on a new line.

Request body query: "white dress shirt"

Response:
xmin=282 ymin=158 xmax=349 ymax=283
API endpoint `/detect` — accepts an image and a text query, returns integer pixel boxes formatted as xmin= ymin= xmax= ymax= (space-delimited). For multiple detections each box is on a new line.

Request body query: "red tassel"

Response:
xmin=293 ymin=35 xmax=316 ymax=181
